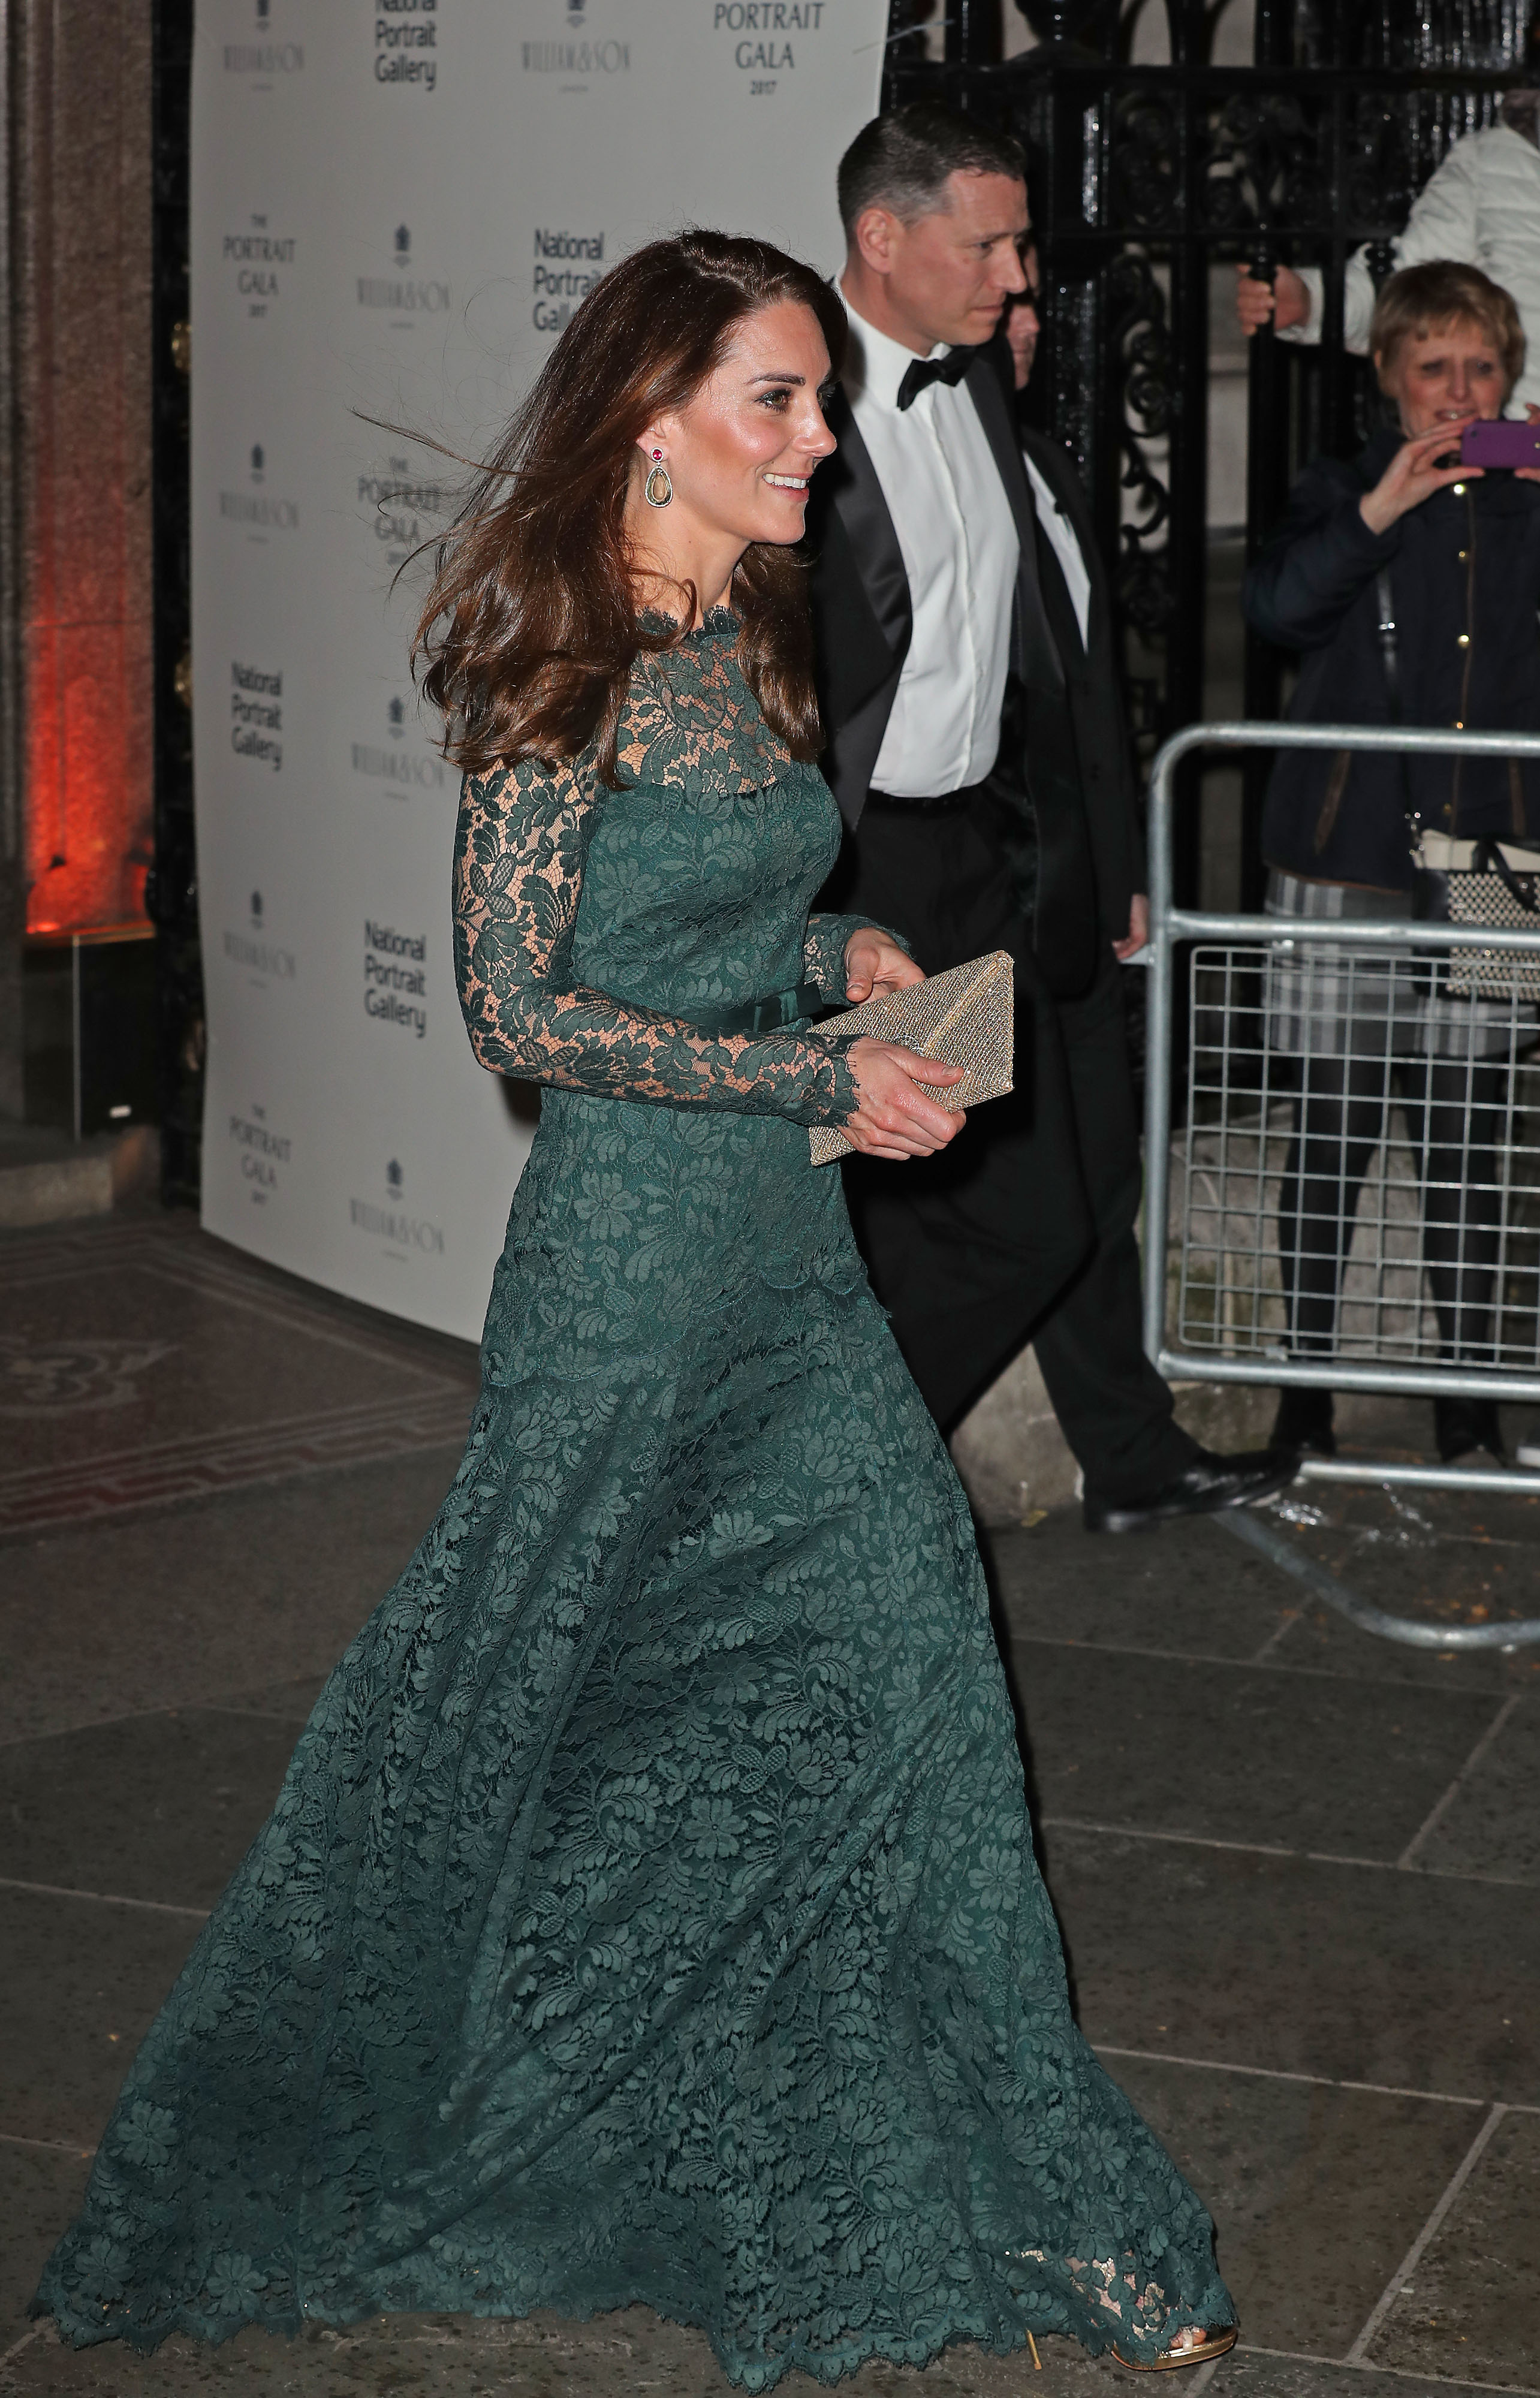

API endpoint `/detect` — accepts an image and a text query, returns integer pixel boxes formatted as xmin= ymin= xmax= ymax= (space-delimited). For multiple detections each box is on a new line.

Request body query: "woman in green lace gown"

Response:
xmin=35 ymin=233 xmax=1235 ymax=2383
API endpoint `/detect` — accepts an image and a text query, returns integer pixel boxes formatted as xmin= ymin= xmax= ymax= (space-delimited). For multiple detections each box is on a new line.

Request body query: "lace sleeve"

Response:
xmin=454 ymin=757 xmax=859 ymax=1128
xmin=801 ymin=913 xmax=913 ymax=1005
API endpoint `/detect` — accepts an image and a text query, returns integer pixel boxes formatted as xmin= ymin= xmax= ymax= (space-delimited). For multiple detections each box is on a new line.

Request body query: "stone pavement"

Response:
xmin=1 ymin=1213 xmax=1536 ymax=2398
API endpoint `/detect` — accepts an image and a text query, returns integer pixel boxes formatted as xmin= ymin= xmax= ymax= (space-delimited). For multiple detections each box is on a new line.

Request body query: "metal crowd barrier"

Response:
xmin=1142 ymin=722 xmax=1540 ymax=1650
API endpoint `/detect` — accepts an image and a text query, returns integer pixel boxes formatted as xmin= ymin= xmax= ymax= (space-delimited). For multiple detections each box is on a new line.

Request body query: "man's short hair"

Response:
xmin=837 ymin=102 xmax=1027 ymax=237
xmin=1370 ymin=259 xmax=1526 ymax=393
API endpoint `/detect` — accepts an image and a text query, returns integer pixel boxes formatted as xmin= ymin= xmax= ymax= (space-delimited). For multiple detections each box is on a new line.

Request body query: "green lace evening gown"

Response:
xmin=35 ymin=614 xmax=1233 ymax=2385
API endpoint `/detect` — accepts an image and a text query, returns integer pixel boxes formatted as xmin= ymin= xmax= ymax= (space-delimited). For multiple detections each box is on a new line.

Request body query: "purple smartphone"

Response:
xmin=1460 ymin=419 xmax=1540 ymax=468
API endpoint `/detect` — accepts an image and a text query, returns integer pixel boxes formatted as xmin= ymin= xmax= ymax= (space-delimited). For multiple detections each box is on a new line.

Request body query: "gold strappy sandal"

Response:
xmin=1111 ymin=2324 xmax=1238 ymax=2372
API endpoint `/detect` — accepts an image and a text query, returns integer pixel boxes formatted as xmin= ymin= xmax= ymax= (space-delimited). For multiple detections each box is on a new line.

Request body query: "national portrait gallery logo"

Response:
xmin=532 ymin=227 xmax=605 ymax=335
xmin=364 ymin=918 xmax=427 ymax=1039
xmin=230 ymin=657 xmax=284 ymax=769
xmin=374 ymin=0 xmax=441 ymax=90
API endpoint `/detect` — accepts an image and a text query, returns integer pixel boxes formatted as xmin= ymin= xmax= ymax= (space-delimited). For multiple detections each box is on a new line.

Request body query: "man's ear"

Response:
xmin=851 ymin=204 xmax=900 ymax=276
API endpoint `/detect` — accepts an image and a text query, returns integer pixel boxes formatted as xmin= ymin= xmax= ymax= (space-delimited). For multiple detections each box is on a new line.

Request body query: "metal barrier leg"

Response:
xmin=1218 ymin=1506 xmax=1540 ymax=1651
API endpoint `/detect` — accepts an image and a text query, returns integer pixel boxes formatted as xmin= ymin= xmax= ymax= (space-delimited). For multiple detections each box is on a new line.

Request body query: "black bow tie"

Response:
xmin=895 ymin=347 xmax=975 ymax=411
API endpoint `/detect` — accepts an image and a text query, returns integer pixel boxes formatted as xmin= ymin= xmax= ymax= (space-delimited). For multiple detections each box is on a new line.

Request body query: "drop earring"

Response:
xmin=644 ymin=448 xmax=673 ymax=508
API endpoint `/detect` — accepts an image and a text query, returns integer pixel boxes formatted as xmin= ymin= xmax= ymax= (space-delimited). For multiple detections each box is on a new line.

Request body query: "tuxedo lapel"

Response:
xmin=806 ymin=390 xmax=911 ymax=829
xmin=1032 ymin=507 xmax=1089 ymax=673
xmin=823 ymin=393 xmax=911 ymax=668
xmin=963 ymin=351 xmax=1063 ymax=693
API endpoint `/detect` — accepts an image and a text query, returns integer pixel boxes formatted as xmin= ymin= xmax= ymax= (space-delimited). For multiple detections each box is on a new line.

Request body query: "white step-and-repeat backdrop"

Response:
xmin=192 ymin=0 xmax=885 ymax=1340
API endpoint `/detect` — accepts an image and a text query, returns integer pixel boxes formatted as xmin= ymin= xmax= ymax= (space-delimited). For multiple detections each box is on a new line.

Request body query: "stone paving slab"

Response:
xmin=0 ymin=1891 xmax=195 ymax=2150
xmin=0 ymin=2145 xmax=92 ymax=2347
xmin=2 ymin=2314 xmax=1128 ymax=2398
xmin=11 ymin=2327 xmax=1534 ymax=2398
xmin=1011 ymin=1640 xmax=1500 ymax=1862
xmin=210 ymin=1679 xmax=330 ymax=1726
xmin=0 ymin=1450 xmax=458 ymax=1747
xmin=1209 ymin=2355 xmax=1538 ymax=2396
xmin=1366 ymin=2106 xmax=1540 ymax=2388
xmin=1106 ymin=2054 xmax=1484 ymax=2360
xmin=989 ymin=1505 xmax=1540 ymax=1698
xmin=986 ymin=1518 xmax=1291 ymax=1668
xmin=1041 ymin=1830 xmax=1540 ymax=2105
xmin=0 ymin=1225 xmax=477 ymax=1539
xmin=0 ymin=1712 xmax=300 ymax=1910
xmin=1409 ymin=1697 xmax=1540 ymax=1886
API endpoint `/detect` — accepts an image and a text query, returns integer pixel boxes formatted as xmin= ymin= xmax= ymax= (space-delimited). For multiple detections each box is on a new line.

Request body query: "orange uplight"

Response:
xmin=15 ymin=0 xmax=156 ymax=945
xmin=23 ymin=604 xmax=153 ymax=938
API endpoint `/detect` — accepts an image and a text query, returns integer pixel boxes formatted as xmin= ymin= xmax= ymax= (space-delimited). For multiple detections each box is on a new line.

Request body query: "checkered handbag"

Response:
xmin=808 ymin=951 xmax=1015 ymax=1166
xmin=1419 ymin=832 xmax=1540 ymax=1002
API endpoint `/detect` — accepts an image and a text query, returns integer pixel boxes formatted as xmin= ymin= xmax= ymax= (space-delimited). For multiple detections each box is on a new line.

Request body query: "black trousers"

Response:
xmin=1279 ymin=1050 xmax=1508 ymax=1361
xmin=838 ymin=790 xmax=1197 ymax=1501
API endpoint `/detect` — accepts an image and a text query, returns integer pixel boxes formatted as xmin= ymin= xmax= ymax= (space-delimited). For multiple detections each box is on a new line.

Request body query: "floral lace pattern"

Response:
xmin=33 ymin=614 xmax=1232 ymax=2384
xmin=453 ymin=611 xmax=859 ymax=1129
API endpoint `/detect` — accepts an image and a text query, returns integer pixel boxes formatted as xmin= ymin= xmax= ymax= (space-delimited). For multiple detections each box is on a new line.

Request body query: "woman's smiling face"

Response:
xmin=638 ymin=298 xmax=837 ymax=553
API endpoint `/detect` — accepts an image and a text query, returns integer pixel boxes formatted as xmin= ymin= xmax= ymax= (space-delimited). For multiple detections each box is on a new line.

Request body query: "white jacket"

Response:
xmin=1280 ymin=124 xmax=1540 ymax=413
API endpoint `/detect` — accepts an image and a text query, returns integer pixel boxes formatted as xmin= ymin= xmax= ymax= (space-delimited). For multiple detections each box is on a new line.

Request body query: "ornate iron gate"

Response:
xmin=884 ymin=0 xmax=1534 ymax=902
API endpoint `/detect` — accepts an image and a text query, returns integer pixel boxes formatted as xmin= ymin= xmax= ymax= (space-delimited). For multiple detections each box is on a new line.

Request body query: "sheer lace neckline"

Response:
xmin=620 ymin=609 xmax=793 ymax=796
xmin=637 ymin=603 xmax=739 ymax=646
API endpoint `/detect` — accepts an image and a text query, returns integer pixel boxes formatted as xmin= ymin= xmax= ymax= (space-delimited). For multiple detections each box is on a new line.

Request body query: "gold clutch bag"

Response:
xmin=809 ymin=950 xmax=1015 ymax=1167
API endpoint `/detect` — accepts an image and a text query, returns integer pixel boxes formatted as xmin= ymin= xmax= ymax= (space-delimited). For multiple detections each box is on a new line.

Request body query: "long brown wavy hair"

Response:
xmin=412 ymin=230 xmax=846 ymax=785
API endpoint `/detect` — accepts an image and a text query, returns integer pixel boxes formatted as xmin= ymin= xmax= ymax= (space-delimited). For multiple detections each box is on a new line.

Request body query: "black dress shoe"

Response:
xmin=1083 ymin=1445 xmax=1301 ymax=1536
xmin=1271 ymin=1385 xmax=1336 ymax=1456
xmin=1434 ymin=1395 xmax=1506 ymax=1465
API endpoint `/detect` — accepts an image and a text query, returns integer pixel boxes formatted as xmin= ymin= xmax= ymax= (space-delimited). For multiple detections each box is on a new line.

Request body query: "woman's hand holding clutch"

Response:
xmin=842 ymin=1040 xmax=965 ymax=1160
xmin=818 ymin=945 xmax=1011 ymax=1162
xmin=841 ymin=928 xmax=923 ymax=1005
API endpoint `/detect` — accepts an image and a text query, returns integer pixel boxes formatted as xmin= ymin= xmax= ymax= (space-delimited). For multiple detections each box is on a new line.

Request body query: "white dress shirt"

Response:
xmin=1023 ymin=455 xmax=1091 ymax=650
xmin=840 ymin=293 xmax=1019 ymax=798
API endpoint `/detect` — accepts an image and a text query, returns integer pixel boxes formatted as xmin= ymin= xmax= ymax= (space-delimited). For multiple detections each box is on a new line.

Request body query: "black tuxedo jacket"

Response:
xmin=805 ymin=339 xmax=1143 ymax=943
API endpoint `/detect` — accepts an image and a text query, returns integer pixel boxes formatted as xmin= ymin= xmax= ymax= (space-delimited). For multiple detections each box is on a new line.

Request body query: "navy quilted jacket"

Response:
xmin=1244 ymin=422 xmax=1540 ymax=891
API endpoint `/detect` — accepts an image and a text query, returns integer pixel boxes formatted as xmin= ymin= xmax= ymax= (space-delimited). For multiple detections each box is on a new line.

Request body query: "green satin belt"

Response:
xmin=685 ymin=980 xmax=824 ymax=1038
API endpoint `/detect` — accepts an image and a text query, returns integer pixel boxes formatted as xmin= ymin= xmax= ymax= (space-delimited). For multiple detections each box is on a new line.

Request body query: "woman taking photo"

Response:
xmin=36 ymin=232 xmax=1233 ymax=2383
xmin=1246 ymin=260 xmax=1540 ymax=1467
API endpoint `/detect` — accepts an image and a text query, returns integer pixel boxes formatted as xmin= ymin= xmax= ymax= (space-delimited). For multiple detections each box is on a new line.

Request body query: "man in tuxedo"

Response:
xmin=809 ymin=102 xmax=1297 ymax=1533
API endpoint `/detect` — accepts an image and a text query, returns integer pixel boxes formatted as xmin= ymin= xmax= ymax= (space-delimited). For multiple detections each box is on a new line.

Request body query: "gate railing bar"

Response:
xmin=1159 ymin=914 xmax=1540 ymax=948
xmin=1161 ymin=1357 xmax=1540 ymax=1401
xmin=1143 ymin=724 xmax=1540 ymax=1595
